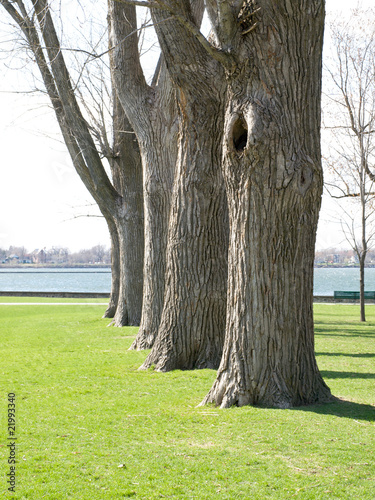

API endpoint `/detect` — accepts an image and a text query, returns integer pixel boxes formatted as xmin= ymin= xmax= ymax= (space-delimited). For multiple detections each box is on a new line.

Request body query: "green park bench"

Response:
xmin=334 ymin=291 xmax=375 ymax=299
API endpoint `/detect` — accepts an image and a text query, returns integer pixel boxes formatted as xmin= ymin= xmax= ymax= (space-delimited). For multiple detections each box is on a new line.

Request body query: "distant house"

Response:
xmin=349 ymin=255 xmax=359 ymax=264
xmin=32 ymin=249 xmax=47 ymax=264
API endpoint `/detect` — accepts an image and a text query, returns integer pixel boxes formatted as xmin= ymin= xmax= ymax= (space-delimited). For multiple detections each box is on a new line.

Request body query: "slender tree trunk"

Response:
xmin=360 ymin=179 xmax=367 ymax=322
xmin=110 ymin=194 xmax=144 ymax=326
xmin=359 ymin=255 xmax=366 ymax=322
xmin=2 ymin=0 xmax=145 ymax=326
xmin=34 ymin=0 xmax=144 ymax=326
xmin=99 ymin=118 xmax=144 ymax=326
xmin=111 ymin=209 xmax=143 ymax=326
xmin=203 ymin=0 xmax=333 ymax=407
xmin=140 ymin=90 xmax=228 ymax=371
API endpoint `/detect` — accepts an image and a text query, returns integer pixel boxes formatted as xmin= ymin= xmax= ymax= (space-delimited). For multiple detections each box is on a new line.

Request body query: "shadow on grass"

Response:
xmin=321 ymin=370 xmax=375 ymax=379
xmin=315 ymin=331 xmax=375 ymax=338
xmin=314 ymin=318 xmax=375 ymax=324
xmin=294 ymin=398 xmax=375 ymax=423
xmin=316 ymin=352 xmax=375 ymax=358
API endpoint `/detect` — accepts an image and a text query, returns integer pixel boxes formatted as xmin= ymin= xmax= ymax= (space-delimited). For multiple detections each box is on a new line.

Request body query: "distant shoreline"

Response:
xmin=314 ymin=264 xmax=375 ymax=268
xmin=0 ymin=292 xmax=374 ymax=303
xmin=0 ymin=264 xmax=111 ymax=269
xmin=1 ymin=263 xmax=375 ymax=269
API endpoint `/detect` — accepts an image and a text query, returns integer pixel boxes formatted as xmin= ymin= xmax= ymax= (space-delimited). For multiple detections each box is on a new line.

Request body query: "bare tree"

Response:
xmin=323 ymin=8 xmax=375 ymax=322
xmin=0 ymin=0 xmax=144 ymax=325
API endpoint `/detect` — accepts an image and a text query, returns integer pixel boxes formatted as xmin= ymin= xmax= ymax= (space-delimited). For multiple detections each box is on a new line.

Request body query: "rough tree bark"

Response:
xmin=108 ymin=95 xmax=144 ymax=325
xmin=108 ymin=1 xmax=177 ymax=347
xmin=139 ymin=1 xmax=229 ymax=371
xmin=201 ymin=0 xmax=333 ymax=407
xmin=1 ymin=0 xmax=144 ymax=325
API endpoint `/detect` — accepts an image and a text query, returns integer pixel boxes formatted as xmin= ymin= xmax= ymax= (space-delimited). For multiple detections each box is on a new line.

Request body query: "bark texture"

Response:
xmin=109 ymin=95 xmax=144 ymax=326
xmin=202 ymin=0 xmax=333 ymax=407
xmin=108 ymin=1 xmax=177 ymax=347
xmin=140 ymin=4 xmax=229 ymax=371
xmin=134 ymin=121 xmax=175 ymax=346
xmin=141 ymin=94 xmax=228 ymax=370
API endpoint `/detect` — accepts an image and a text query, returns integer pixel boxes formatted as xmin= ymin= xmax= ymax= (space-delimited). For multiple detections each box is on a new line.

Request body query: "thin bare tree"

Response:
xmin=0 ymin=0 xmax=144 ymax=325
xmin=323 ymin=7 xmax=375 ymax=321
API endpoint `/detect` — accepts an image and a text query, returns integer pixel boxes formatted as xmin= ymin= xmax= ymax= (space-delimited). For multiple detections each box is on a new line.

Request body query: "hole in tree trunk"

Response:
xmin=297 ymin=164 xmax=313 ymax=196
xmin=232 ymin=116 xmax=248 ymax=152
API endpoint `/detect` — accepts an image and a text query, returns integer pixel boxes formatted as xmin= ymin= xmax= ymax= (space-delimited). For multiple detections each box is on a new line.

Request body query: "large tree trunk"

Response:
xmin=130 ymin=127 xmax=175 ymax=347
xmin=202 ymin=145 xmax=332 ymax=406
xmin=140 ymin=8 xmax=229 ymax=370
xmin=202 ymin=0 xmax=333 ymax=407
xmin=108 ymin=2 xmax=177 ymax=345
xmin=140 ymin=109 xmax=228 ymax=370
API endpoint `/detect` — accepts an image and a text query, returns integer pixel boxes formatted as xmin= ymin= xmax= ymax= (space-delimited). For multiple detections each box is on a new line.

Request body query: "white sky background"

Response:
xmin=0 ymin=0 xmax=373 ymax=253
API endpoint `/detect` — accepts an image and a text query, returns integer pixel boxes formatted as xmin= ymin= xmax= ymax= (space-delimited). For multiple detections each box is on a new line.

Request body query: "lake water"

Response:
xmin=314 ymin=267 xmax=375 ymax=295
xmin=0 ymin=267 xmax=375 ymax=296
xmin=0 ymin=268 xmax=111 ymax=293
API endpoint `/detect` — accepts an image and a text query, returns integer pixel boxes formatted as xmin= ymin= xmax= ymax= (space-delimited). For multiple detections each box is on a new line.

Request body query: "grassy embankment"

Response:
xmin=0 ymin=299 xmax=374 ymax=499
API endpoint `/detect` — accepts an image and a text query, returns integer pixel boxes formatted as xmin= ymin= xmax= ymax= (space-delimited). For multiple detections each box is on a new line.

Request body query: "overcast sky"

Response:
xmin=0 ymin=0 xmax=372 ymax=252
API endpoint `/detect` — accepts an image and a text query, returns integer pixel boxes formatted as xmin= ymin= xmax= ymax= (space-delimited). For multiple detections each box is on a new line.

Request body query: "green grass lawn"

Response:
xmin=0 ymin=299 xmax=374 ymax=499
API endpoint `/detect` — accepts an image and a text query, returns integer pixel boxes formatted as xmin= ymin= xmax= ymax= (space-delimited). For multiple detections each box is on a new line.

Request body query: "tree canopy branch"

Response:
xmin=116 ymin=0 xmax=233 ymax=67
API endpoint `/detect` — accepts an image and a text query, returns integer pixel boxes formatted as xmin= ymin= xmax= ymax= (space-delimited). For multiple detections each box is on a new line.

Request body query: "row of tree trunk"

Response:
xmin=1 ymin=0 xmax=334 ymax=408
xmin=109 ymin=0 xmax=333 ymax=408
